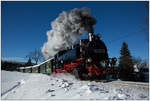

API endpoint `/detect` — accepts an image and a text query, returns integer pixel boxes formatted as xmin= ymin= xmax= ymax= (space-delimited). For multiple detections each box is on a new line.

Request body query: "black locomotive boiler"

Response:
xmin=51 ymin=32 xmax=117 ymax=80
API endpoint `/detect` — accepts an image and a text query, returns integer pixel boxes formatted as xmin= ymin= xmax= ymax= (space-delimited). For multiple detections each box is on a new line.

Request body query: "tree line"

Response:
xmin=2 ymin=49 xmax=43 ymax=71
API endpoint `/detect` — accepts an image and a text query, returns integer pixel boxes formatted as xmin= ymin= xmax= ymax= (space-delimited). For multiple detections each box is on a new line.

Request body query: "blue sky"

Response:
xmin=2 ymin=1 xmax=149 ymax=62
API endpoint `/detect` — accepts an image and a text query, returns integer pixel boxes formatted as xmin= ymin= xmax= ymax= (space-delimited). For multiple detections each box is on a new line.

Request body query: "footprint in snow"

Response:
xmin=48 ymin=89 xmax=55 ymax=92
xmin=46 ymin=89 xmax=55 ymax=93
xmin=46 ymin=89 xmax=56 ymax=97
xmin=51 ymin=94 xmax=55 ymax=97
xmin=51 ymin=84 xmax=54 ymax=86
xmin=69 ymin=83 xmax=73 ymax=85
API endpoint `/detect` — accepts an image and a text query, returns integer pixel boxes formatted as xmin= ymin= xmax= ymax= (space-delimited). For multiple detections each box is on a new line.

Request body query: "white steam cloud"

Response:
xmin=42 ymin=7 xmax=96 ymax=59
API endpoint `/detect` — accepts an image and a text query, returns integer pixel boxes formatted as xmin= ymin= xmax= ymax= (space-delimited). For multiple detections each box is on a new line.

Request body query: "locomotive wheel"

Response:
xmin=73 ymin=68 xmax=80 ymax=79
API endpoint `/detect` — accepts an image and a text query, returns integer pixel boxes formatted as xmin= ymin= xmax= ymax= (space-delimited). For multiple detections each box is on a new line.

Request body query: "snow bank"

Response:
xmin=1 ymin=70 xmax=149 ymax=100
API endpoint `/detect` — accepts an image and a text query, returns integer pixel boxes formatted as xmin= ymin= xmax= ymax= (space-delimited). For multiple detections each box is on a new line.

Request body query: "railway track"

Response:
xmin=80 ymin=79 xmax=149 ymax=89
xmin=106 ymin=81 xmax=149 ymax=89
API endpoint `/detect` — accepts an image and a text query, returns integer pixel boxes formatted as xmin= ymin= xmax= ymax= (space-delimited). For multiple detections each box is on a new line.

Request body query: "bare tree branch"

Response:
xmin=26 ymin=49 xmax=43 ymax=64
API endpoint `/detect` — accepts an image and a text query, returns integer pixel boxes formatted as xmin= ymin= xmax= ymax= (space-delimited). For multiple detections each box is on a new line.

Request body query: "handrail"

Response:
xmin=18 ymin=57 xmax=54 ymax=69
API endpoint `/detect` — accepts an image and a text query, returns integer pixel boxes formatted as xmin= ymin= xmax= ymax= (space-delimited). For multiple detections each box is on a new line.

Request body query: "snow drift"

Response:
xmin=41 ymin=7 xmax=96 ymax=59
xmin=1 ymin=70 xmax=149 ymax=100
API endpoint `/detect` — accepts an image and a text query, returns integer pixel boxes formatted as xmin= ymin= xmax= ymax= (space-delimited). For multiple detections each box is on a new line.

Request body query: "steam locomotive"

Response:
xmin=50 ymin=32 xmax=117 ymax=80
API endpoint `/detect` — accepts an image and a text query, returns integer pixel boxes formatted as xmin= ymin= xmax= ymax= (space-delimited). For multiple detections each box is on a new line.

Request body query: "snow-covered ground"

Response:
xmin=1 ymin=70 xmax=149 ymax=100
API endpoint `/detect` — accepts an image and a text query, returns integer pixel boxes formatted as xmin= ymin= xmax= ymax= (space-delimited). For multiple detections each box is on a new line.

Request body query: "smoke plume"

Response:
xmin=42 ymin=7 xmax=96 ymax=59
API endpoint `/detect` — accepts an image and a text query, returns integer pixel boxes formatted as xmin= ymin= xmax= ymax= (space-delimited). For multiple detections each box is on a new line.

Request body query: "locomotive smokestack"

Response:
xmin=89 ymin=33 xmax=92 ymax=42
xmin=88 ymin=26 xmax=94 ymax=41
xmin=87 ymin=25 xmax=94 ymax=34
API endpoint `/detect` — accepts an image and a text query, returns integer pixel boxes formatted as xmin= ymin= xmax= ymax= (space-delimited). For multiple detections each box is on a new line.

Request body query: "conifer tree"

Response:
xmin=25 ymin=58 xmax=32 ymax=66
xmin=118 ymin=42 xmax=134 ymax=80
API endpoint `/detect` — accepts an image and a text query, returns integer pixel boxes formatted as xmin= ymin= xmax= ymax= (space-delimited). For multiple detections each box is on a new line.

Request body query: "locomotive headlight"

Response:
xmin=87 ymin=58 xmax=92 ymax=63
